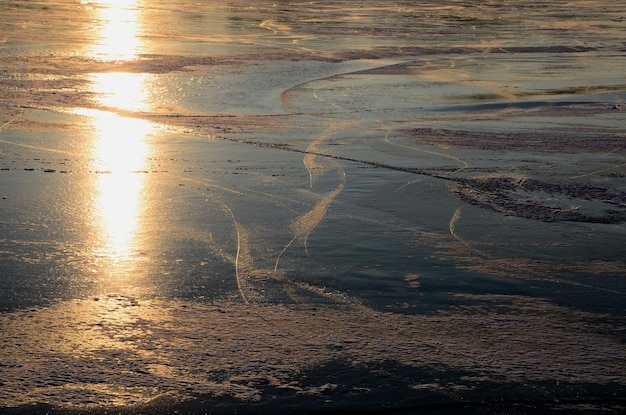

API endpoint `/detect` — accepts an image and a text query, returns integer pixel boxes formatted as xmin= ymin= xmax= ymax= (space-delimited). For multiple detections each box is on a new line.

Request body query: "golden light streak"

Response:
xmin=75 ymin=72 xmax=155 ymax=262
xmin=89 ymin=0 xmax=143 ymax=61
xmin=91 ymin=72 xmax=151 ymax=113
xmin=90 ymin=111 xmax=152 ymax=261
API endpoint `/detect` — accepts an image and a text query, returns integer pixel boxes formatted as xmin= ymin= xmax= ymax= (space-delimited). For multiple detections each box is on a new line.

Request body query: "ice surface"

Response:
xmin=1 ymin=0 xmax=625 ymax=413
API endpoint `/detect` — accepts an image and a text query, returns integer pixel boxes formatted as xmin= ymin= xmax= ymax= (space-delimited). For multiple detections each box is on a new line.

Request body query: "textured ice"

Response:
xmin=1 ymin=0 xmax=625 ymax=414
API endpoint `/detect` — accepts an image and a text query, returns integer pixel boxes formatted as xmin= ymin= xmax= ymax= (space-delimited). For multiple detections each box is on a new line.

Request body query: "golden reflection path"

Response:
xmin=74 ymin=73 xmax=154 ymax=265
xmin=79 ymin=0 xmax=155 ymax=279
xmin=88 ymin=0 xmax=144 ymax=61
xmin=91 ymin=112 xmax=151 ymax=262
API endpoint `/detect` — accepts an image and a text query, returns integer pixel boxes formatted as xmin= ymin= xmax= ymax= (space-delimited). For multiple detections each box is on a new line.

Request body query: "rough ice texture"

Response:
xmin=1 ymin=293 xmax=625 ymax=411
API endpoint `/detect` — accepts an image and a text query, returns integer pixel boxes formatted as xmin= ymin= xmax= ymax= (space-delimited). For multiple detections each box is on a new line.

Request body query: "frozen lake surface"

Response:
xmin=1 ymin=1 xmax=625 ymax=413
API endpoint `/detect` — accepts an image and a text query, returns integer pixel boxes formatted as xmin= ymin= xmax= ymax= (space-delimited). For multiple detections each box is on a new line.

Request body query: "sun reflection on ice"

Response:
xmin=91 ymin=72 xmax=152 ymax=112
xmin=73 ymin=74 xmax=156 ymax=265
xmin=78 ymin=60 xmax=156 ymax=262
xmin=70 ymin=0 xmax=160 ymax=292
xmin=92 ymin=113 xmax=152 ymax=261
xmin=70 ymin=107 xmax=154 ymax=263
xmin=88 ymin=0 xmax=144 ymax=61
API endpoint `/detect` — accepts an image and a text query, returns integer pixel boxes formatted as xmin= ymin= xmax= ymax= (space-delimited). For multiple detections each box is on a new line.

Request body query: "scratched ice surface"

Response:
xmin=1 ymin=1 xmax=625 ymax=414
